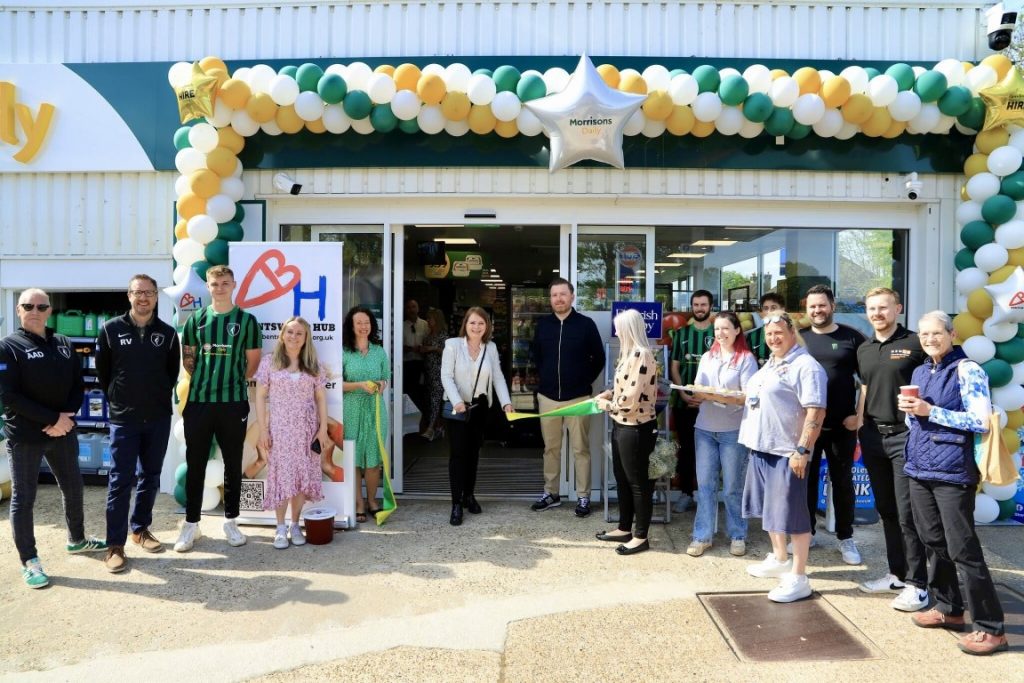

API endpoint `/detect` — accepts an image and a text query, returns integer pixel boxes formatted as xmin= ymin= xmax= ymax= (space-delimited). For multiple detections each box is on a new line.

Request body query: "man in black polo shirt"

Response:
xmin=801 ymin=285 xmax=865 ymax=566
xmin=855 ymin=287 xmax=929 ymax=612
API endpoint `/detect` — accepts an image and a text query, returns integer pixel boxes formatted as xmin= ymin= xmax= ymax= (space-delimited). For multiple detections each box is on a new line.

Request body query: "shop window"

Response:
xmin=576 ymin=236 xmax=647 ymax=312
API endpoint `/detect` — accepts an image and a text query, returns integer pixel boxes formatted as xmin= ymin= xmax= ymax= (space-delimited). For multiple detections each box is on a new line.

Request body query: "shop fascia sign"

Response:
xmin=0 ymin=80 xmax=55 ymax=164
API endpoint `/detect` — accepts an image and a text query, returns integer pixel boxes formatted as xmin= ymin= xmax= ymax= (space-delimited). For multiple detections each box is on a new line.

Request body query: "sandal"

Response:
xmin=367 ymin=506 xmax=383 ymax=518
xmin=356 ymin=512 xmax=368 ymax=524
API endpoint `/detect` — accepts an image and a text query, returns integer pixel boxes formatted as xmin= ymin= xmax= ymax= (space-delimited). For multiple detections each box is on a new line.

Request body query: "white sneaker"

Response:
xmin=891 ymin=585 xmax=929 ymax=612
xmin=730 ymin=539 xmax=747 ymax=557
xmin=289 ymin=523 xmax=306 ymax=546
xmin=173 ymin=522 xmax=200 ymax=553
xmin=786 ymin=535 xmax=818 ymax=554
xmin=223 ymin=520 xmax=247 ymax=547
xmin=747 ymin=552 xmax=793 ymax=578
xmin=839 ymin=538 xmax=862 ymax=565
xmin=672 ymin=494 xmax=694 ymax=513
xmin=686 ymin=540 xmax=712 ymax=557
xmin=858 ymin=573 xmax=906 ymax=594
xmin=768 ymin=573 xmax=813 ymax=603
xmin=272 ymin=526 xmax=289 ymax=549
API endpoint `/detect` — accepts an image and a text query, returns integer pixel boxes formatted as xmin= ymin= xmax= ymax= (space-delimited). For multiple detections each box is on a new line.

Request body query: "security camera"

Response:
xmin=987 ymin=2 xmax=1021 ymax=51
xmin=273 ymin=172 xmax=302 ymax=195
xmin=905 ymin=172 xmax=922 ymax=200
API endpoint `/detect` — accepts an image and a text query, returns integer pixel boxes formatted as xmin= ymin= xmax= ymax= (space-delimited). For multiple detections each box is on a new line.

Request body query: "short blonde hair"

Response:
xmin=865 ymin=287 xmax=900 ymax=304
xmin=206 ymin=265 xmax=234 ymax=281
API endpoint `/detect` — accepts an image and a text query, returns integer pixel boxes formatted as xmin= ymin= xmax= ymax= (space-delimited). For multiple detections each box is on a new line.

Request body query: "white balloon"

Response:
xmin=208 ymin=100 xmax=233 ymax=128
xmin=268 ymin=75 xmax=299 ymax=106
xmin=467 ymin=74 xmax=497 ymax=105
xmin=966 ymin=172 xmax=1002 ymax=202
xmin=230 ymin=110 xmax=259 ymax=137
xmin=174 ymin=174 xmax=190 ymax=198
xmin=995 ymin=406 xmax=1009 ymax=430
xmin=542 ymin=67 xmax=570 ymax=94
xmin=1013 ymin=361 xmax=1024 ymax=385
xmin=175 ymin=148 xmax=206 ymax=176
xmin=260 ymin=119 xmax=283 ymax=136
xmin=792 ymin=94 xmax=825 ymax=125
xmin=390 ymin=90 xmax=421 ymax=121
xmin=516 ymin=108 xmax=543 ymax=136
xmin=818 ymin=69 xmax=836 ymax=83
xmin=421 ymin=63 xmax=446 ymax=78
xmin=956 ymin=121 xmax=979 ymax=136
xmin=934 ymin=59 xmax=965 ymax=88
xmin=231 ymin=159 xmax=243 ymax=178
xmin=839 ymin=66 xmax=869 ymax=94
xmin=909 ymin=104 xmax=941 ymax=134
xmin=188 ymin=123 xmax=220 ymax=153
xmin=888 ymin=91 xmax=922 ymax=122
xmin=177 ymin=441 xmax=188 ymax=461
xmin=812 ymin=109 xmax=844 ymax=137
xmin=186 ymin=215 xmax=218 ymax=245
xmin=206 ymin=194 xmax=236 ymax=224
xmin=714 ymin=107 xmax=744 ymax=135
xmin=931 ymin=114 xmax=956 ymax=134
xmin=835 ymin=121 xmax=859 ymax=140
xmin=322 ymin=104 xmax=352 ymax=133
xmin=993 ymin=383 xmax=1024 ymax=416
xmin=996 ymin=220 xmax=1024 ymax=249
xmin=344 ymin=62 xmax=372 ymax=91
xmin=444 ymin=119 xmax=470 ymax=137
xmin=867 ymin=75 xmax=898 ymax=107
xmin=444 ymin=63 xmax=473 ymax=92
xmin=769 ymin=77 xmax=799 ymax=107
xmin=0 ymin=451 xmax=11 ymax=484
xmin=231 ymin=67 xmax=251 ymax=83
xmin=416 ymin=105 xmax=445 ymax=134
xmin=294 ymin=91 xmax=325 ymax=121
xmin=366 ymin=73 xmax=396 ymax=104
xmin=957 ymin=201 xmax=984 ymax=226
xmin=204 ymin=459 xmax=225 ymax=488
xmin=973 ymin=493 xmax=1000 ymax=524
xmin=743 ymin=64 xmax=772 ymax=94
xmin=692 ymin=92 xmax=723 ymax=122
xmin=956 ymin=267 xmax=989 ymax=295
xmin=718 ymin=67 xmax=741 ymax=81
xmin=171 ymin=238 xmax=205 ymax=267
xmin=173 ymin=418 xmax=186 ymax=443
xmin=989 ymin=145 xmax=1024 ymax=177
xmin=325 ymin=64 xmax=347 ymax=79
xmin=201 ymin=486 xmax=221 ymax=512
xmin=1009 ymin=129 xmax=1024 ymax=153
xmin=641 ymin=65 xmax=671 ymax=92
xmin=1017 ymin=201 xmax=1024 ymax=221
xmin=975 ymin=243 xmax=1009 ymax=273
xmin=669 ymin=74 xmax=699 ymax=105
xmin=220 ymin=177 xmax=245 ymax=202
xmin=985 ymin=318 xmax=1019 ymax=344
xmin=965 ymin=65 xmax=998 ymax=96
xmin=623 ymin=110 xmax=645 ymax=136
xmin=168 ymin=62 xmax=193 ymax=87
xmin=739 ymin=119 xmax=764 ymax=139
xmin=962 ymin=335 xmax=997 ymax=364
xmin=173 ymin=263 xmax=192 ymax=286
xmin=642 ymin=118 xmax=667 ymax=138
xmin=490 ymin=91 xmax=522 ymax=122
xmin=982 ymin=481 xmax=1020 ymax=501
xmin=247 ymin=64 xmax=277 ymax=94
xmin=619 ymin=68 xmax=642 ymax=86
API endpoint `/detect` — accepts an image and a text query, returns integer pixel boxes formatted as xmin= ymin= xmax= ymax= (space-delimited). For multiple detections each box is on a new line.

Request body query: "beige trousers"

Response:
xmin=538 ymin=394 xmax=593 ymax=498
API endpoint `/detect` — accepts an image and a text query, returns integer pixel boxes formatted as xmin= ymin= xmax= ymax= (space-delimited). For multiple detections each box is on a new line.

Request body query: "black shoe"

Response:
xmin=615 ymin=539 xmax=650 ymax=556
xmin=449 ymin=503 xmax=464 ymax=526
xmin=596 ymin=531 xmax=632 ymax=543
xmin=462 ymin=495 xmax=482 ymax=514
xmin=574 ymin=497 xmax=592 ymax=518
xmin=530 ymin=493 xmax=561 ymax=511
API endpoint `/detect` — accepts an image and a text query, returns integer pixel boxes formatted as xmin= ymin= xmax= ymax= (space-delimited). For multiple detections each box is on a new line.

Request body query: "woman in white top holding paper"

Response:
xmin=440 ymin=307 xmax=513 ymax=527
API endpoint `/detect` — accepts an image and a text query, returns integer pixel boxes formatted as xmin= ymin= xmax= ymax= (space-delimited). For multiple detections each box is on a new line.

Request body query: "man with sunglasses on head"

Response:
xmin=95 ymin=275 xmax=180 ymax=573
xmin=0 ymin=289 xmax=107 ymax=589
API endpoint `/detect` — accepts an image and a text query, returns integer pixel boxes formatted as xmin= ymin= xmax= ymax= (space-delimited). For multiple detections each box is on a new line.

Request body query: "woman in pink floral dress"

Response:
xmin=254 ymin=317 xmax=329 ymax=549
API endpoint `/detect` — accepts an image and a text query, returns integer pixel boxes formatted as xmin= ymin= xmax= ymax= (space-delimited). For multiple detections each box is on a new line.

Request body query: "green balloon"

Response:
xmin=317 ymin=73 xmax=347 ymax=104
xmin=343 ymin=90 xmax=372 ymax=119
xmin=173 ymin=483 xmax=187 ymax=507
xmin=217 ymin=221 xmax=244 ymax=242
xmin=983 ymin=194 xmax=1017 ymax=226
xmin=204 ymin=239 xmax=229 ymax=266
xmin=1017 ymin=323 xmax=1024 ymax=338
xmin=718 ymin=75 xmax=749 ymax=106
xmin=175 ymin=462 xmax=189 ymax=486
xmin=693 ymin=65 xmax=720 ymax=94
xmin=996 ymin=337 xmax=1024 ymax=365
xmin=492 ymin=65 xmax=521 ymax=93
xmin=913 ymin=70 xmax=947 ymax=103
xmin=864 ymin=67 xmax=882 ymax=80
xmin=997 ymin=496 xmax=1018 ymax=520
xmin=517 ymin=74 xmax=547 ymax=102
xmin=743 ymin=93 xmax=774 ymax=123
xmin=398 ymin=118 xmax=420 ymax=134
xmin=957 ymin=98 xmax=985 ymax=131
xmin=192 ymin=260 xmax=212 ymax=280
xmin=764 ymin=107 xmax=795 ymax=136
xmin=954 ymin=247 xmax=977 ymax=271
xmin=787 ymin=122 xmax=811 ymax=140
xmin=370 ymin=104 xmax=398 ymax=133
xmin=1002 ymin=171 xmax=1024 ymax=201
xmin=982 ymin=358 xmax=1014 ymax=388
xmin=961 ymin=221 xmax=995 ymax=250
xmin=173 ymin=126 xmax=193 ymax=150
xmin=233 ymin=203 xmax=246 ymax=223
xmin=938 ymin=86 xmax=972 ymax=117
xmin=885 ymin=63 xmax=915 ymax=91
xmin=669 ymin=68 xmax=688 ymax=78
xmin=279 ymin=65 xmax=298 ymax=79
xmin=473 ymin=68 xmax=493 ymax=77
xmin=296 ymin=63 xmax=324 ymax=92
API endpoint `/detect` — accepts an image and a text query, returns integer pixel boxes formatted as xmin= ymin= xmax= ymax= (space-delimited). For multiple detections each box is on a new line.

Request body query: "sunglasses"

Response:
xmin=20 ymin=303 xmax=51 ymax=312
xmin=763 ymin=314 xmax=794 ymax=328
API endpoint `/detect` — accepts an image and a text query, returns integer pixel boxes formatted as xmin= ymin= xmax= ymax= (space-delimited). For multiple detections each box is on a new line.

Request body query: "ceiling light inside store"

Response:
xmin=691 ymin=239 xmax=737 ymax=247
xmin=434 ymin=238 xmax=478 ymax=245
xmin=654 ymin=262 xmax=683 ymax=267
xmin=667 ymin=253 xmax=705 ymax=259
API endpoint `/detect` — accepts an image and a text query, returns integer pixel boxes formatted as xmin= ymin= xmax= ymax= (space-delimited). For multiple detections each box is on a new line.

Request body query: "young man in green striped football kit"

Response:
xmin=174 ymin=265 xmax=262 ymax=552
xmin=744 ymin=293 xmax=785 ymax=367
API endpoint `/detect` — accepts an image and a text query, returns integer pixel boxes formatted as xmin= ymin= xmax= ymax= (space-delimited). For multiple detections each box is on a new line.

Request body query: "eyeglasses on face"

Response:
xmin=129 ymin=289 xmax=158 ymax=298
xmin=19 ymin=303 xmax=51 ymax=312
xmin=763 ymin=314 xmax=794 ymax=328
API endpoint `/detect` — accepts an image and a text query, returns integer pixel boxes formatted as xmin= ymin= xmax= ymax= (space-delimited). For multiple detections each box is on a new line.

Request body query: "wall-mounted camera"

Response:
xmin=273 ymin=172 xmax=302 ymax=195
xmin=905 ymin=172 xmax=923 ymax=201
xmin=987 ymin=2 xmax=1022 ymax=51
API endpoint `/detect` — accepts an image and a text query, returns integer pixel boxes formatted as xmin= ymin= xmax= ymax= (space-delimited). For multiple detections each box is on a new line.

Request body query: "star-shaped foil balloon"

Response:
xmin=985 ymin=266 xmax=1024 ymax=325
xmin=980 ymin=66 xmax=1024 ymax=132
xmin=525 ymin=55 xmax=646 ymax=172
xmin=174 ymin=62 xmax=218 ymax=124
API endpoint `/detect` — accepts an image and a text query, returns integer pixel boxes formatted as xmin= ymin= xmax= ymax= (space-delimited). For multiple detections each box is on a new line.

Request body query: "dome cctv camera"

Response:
xmin=987 ymin=2 xmax=1021 ymax=51
xmin=905 ymin=172 xmax=922 ymax=200
xmin=273 ymin=172 xmax=302 ymax=195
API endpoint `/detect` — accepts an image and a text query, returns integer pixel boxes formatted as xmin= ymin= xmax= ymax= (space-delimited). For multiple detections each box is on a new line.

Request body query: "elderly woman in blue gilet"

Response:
xmin=898 ymin=310 xmax=1007 ymax=657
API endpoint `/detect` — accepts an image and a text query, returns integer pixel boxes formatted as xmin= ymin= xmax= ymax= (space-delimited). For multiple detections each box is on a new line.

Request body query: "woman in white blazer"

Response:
xmin=440 ymin=306 xmax=513 ymax=526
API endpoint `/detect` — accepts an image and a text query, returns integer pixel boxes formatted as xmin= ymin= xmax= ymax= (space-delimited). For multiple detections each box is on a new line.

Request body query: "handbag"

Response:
xmin=442 ymin=343 xmax=487 ymax=422
xmin=649 ymin=436 xmax=677 ymax=479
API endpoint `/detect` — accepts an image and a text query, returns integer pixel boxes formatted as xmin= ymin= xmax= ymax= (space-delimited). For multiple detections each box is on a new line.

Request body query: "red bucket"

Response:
xmin=302 ymin=506 xmax=336 ymax=545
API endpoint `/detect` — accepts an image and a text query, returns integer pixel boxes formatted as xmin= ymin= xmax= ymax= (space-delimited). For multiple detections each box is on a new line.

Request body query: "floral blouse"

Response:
xmin=596 ymin=348 xmax=658 ymax=426
xmin=904 ymin=360 xmax=991 ymax=433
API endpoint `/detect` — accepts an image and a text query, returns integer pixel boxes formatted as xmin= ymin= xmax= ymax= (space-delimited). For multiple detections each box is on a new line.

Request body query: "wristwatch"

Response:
xmin=795 ymin=445 xmax=811 ymax=457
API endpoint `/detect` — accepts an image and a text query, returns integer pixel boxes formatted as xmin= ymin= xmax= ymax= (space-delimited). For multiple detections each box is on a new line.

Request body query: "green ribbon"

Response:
xmin=506 ymin=398 xmax=603 ymax=421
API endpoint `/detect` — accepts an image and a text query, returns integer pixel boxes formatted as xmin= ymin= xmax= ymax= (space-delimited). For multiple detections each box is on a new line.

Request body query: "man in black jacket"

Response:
xmin=0 ymin=288 xmax=106 ymax=589
xmin=95 ymin=275 xmax=181 ymax=573
xmin=530 ymin=278 xmax=605 ymax=516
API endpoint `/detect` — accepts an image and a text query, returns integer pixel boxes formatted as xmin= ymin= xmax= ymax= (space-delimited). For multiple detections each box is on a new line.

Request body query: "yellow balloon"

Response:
xmin=176 ymin=192 xmax=205 ymax=220
xmin=467 ymin=105 xmax=496 ymax=135
xmin=793 ymin=67 xmax=821 ymax=95
xmin=665 ymin=105 xmax=696 ymax=135
xmin=494 ymin=119 xmax=518 ymax=138
xmin=417 ymin=74 xmax=446 ymax=105
xmin=305 ymin=118 xmax=326 ymax=134
xmin=218 ymin=78 xmax=251 ymax=110
xmin=441 ymin=92 xmax=471 ymax=121
xmin=217 ymin=127 xmax=245 ymax=155
xmin=374 ymin=64 xmax=395 ymax=76
xmin=967 ymin=289 xmax=994 ymax=319
xmin=841 ymin=94 xmax=873 ymax=124
xmin=199 ymin=56 xmax=228 ymax=76
xmin=276 ymin=105 xmax=305 ymax=134
xmin=953 ymin=312 xmax=985 ymax=340
xmin=983 ymin=54 xmax=1013 ymax=80
xmin=1003 ymin=427 xmax=1022 ymax=454
xmin=393 ymin=64 xmax=422 ymax=92
xmin=821 ymin=76 xmax=852 ymax=108
xmin=597 ymin=64 xmax=620 ymax=88
xmin=963 ymin=62 xmax=974 ymax=74
xmin=619 ymin=73 xmax=648 ymax=95
xmin=642 ymin=91 xmax=673 ymax=120
xmin=205 ymin=147 xmax=237 ymax=178
xmin=175 ymin=379 xmax=190 ymax=413
xmin=964 ymin=153 xmax=990 ymax=179
xmin=691 ymin=120 xmax=716 ymax=138
xmin=976 ymin=127 xmax=1010 ymax=154
xmin=1008 ymin=247 xmax=1024 ymax=267
xmin=882 ymin=120 xmax=907 ymax=139
xmin=1006 ymin=409 xmax=1024 ymax=430
xmin=174 ymin=218 xmax=188 ymax=241
xmin=205 ymin=68 xmax=229 ymax=88
xmin=188 ymin=169 xmax=221 ymax=199
xmin=245 ymin=92 xmax=278 ymax=123
xmin=990 ymin=264 xmax=1017 ymax=283
xmin=961 ymin=184 xmax=969 ymax=201
xmin=770 ymin=69 xmax=789 ymax=80
xmin=861 ymin=107 xmax=892 ymax=137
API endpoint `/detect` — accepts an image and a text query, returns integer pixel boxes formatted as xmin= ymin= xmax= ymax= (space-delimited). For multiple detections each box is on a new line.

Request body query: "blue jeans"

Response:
xmin=105 ymin=417 xmax=171 ymax=546
xmin=693 ymin=428 xmax=748 ymax=542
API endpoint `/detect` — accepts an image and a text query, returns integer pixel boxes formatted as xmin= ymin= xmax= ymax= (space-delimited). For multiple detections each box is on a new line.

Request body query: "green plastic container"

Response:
xmin=56 ymin=310 xmax=85 ymax=337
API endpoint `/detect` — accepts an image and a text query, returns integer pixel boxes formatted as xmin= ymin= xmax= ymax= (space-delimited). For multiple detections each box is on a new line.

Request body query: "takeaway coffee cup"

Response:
xmin=900 ymin=385 xmax=919 ymax=398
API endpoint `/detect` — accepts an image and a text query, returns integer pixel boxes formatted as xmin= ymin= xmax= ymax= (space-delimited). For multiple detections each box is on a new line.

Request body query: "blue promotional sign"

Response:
xmin=817 ymin=442 xmax=877 ymax=522
xmin=611 ymin=301 xmax=663 ymax=339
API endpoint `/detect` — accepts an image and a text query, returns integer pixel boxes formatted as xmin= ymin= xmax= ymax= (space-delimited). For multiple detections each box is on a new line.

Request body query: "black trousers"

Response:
xmin=613 ymin=420 xmax=658 ymax=540
xmin=183 ymin=401 xmax=249 ymax=523
xmin=404 ymin=360 xmax=427 ymax=416
xmin=672 ymin=405 xmax=698 ymax=495
xmin=447 ymin=404 xmax=487 ymax=504
xmin=858 ymin=421 xmax=927 ymax=587
xmin=908 ymin=477 xmax=1005 ymax=635
xmin=808 ymin=427 xmax=857 ymax=540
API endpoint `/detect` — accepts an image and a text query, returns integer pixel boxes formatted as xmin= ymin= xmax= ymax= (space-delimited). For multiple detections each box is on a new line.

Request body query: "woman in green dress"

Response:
xmin=342 ymin=306 xmax=390 ymax=523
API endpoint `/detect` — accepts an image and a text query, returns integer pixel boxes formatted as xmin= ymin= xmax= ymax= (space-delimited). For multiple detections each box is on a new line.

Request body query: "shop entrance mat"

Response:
xmin=698 ymin=592 xmax=881 ymax=663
